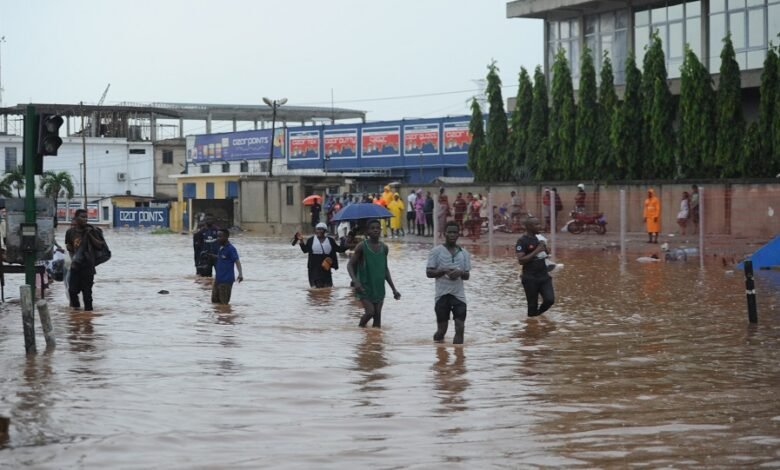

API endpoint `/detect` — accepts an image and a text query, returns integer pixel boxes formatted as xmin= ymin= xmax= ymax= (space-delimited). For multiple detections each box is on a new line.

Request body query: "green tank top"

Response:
xmin=356 ymin=239 xmax=387 ymax=303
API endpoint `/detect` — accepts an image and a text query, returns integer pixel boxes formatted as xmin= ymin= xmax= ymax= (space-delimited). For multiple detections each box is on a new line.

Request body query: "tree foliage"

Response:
xmin=467 ymin=98 xmax=486 ymax=181
xmin=484 ymin=60 xmax=509 ymax=181
xmin=741 ymin=122 xmax=761 ymax=177
xmin=39 ymin=170 xmax=75 ymax=209
xmin=612 ymin=52 xmax=643 ymax=180
xmin=597 ymin=51 xmax=618 ymax=180
xmin=2 ymin=166 xmax=25 ymax=198
xmin=525 ymin=66 xmax=549 ymax=181
xmin=641 ymin=30 xmax=674 ymax=178
xmin=715 ymin=33 xmax=744 ymax=177
xmin=549 ymin=48 xmax=576 ymax=180
xmin=508 ymin=67 xmax=533 ymax=181
xmin=575 ymin=46 xmax=598 ymax=180
xmin=679 ymin=46 xmax=716 ymax=178
xmin=758 ymin=44 xmax=778 ymax=176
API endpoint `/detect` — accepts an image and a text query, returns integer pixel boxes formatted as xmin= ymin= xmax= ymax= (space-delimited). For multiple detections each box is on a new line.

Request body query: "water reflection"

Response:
xmin=353 ymin=330 xmax=388 ymax=399
xmin=67 ymin=310 xmax=99 ymax=354
xmin=306 ymin=287 xmax=334 ymax=309
xmin=12 ymin=353 xmax=55 ymax=446
xmin=431 ymin=346 xmax=469 ymax=413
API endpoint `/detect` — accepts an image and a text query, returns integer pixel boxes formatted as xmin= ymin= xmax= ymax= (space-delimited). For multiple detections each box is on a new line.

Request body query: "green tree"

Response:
xmin=612 ymin=52 xmax=643 ymax=180
xmin=3 ymin=165 xmax=25 ymax=198
xmin=641 ymin=30 xmax=674 ymax=178
xmin=508 ymin=67 xmax=533 ymax=181
xmin=575 ymin=46 xmax=597 ymax=180
xmin=525 ymin=66 xmax=549 ymax=181
xmin=775 ymin=44 xmax=780 ymax=174
xmin=467 ymin=98 xmax=486 ymax=181
xmin=741 ymin=122 xmax=761 ymax=177
xmin=679 ymin=46 xmax=716 ymax=178
xmin=715 ymin=33 xmax=744 ymax=177
xmin=39 ymin=170 xmax=75 ymax=210
xmin=0 ymin=178 xmax=12 ymax=198
xmin=484 ymin=60 xmax=509 ymax=181
xmin=597 ymin=51 xmax=618 ymax=180
xmin=758 ymin=44 xmax=778 ymax=175
xmin=549 ymin=48 xmax=576 ymax=180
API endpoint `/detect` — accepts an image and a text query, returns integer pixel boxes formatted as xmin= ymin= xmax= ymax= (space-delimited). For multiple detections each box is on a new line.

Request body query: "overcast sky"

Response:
xmin=0 ymin=0 xmax=542 ymax=133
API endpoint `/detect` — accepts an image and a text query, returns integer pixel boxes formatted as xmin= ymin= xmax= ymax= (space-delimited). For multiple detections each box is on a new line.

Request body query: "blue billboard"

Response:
xmin=114 ymin=207 xmax=169 ymax=228
xmin=192 ymin=129 xmax=285 ymax=163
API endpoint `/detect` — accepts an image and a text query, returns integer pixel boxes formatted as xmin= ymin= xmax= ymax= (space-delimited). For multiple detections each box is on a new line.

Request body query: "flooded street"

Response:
xmin=1 ymin=230 xmax=780 ymax=468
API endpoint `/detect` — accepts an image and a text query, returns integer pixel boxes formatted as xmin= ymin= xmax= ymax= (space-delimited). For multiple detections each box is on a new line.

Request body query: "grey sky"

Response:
xmin=0 ymin=0 xmax=542 ymax=131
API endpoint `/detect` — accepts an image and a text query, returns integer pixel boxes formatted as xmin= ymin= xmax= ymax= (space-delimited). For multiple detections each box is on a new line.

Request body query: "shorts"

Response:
xmin=435 ymin=294 xmax=467 ymax=322
xmin=211 ymin=282 xmax=234 ymax=304
xmin=407 ymin=211 xmax=415 ymax=221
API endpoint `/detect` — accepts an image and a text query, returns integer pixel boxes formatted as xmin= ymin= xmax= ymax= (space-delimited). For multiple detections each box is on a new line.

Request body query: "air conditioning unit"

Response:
xmin=117 ymin=172 xmax=127 ymax=182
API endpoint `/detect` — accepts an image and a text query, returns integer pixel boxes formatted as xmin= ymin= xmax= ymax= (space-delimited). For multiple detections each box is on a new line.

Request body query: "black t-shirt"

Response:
xmin=515 ymin=234 xmax=548 ymax=279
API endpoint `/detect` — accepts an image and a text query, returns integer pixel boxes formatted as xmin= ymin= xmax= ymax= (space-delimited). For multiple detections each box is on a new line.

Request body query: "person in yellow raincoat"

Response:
xmin=387 ymin=193 xmax=405 ymax=237
xmin=643 ymin=188 xmax=661 ymax=243
xmin=380 ymin=185 xmax=394 ymax=237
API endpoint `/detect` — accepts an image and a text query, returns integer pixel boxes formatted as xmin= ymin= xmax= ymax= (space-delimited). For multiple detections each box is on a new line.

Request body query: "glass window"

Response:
xmin=729 ymin=0 xmax=746 ymax=8
xmin=601 ymin=12 xmax=614 ymax=32
xmin=571 ymin=19 xmax=580 ymax=37
xmin=616 ymin=9 xmax=629 ymax=29
xmin=687 ymin=1 xmax=701 ymax=17
xmin=669 ymin=4 xmax=684 ymax=21
xmin=654 ymin=24 xmax=668 ymax=49
xmin=747 ymin=50 xmax=765 ymax=68
xmin=4 ymin=147 xmax=17 ymax=172
xmin=162 ymin=150 xmax=173 ymax=164
xmin=635 ymin=10 xmax=649 ymax=26
xmin=549 ymin=21 xmax=558 ymax=40
xmin=222 ymin=163 xmax=230 ymax=173
xmin=669 ymin=58 xmax=684 ymax=78
xmin=571 ymin=41 xmax=580 ymax=76
xmin=613 ymin=29 xmax=628 ymax=83
xmin=748 ymin=8 xmax=765 ymax=47
xmin=286 ymin=186 xmax=294 ymax=205
xmin=730 ymin=11 xmax=746 ymax=49
xmin=710 ymin=13 xmax=726 ymax=66
xmin=746 ymin=0 xmax=764 ymax=6
xmin=240 ymin=161 xmax=249 ymax=172
xmin=670 ymin=22 xmax=684 ymax=58
xmin=585 ymin=15 xmax=597 ymax=35
xmin=770 ymin=5 xmax=780 ymax=43
xmin=561 ymin=21 xmax=570 ymax=39
xmin=651 ymin=6 xmax=667 ymax=24
xmin=200 ymin=164 xmax=210 ymax=173
xmin=711 ymin=0 xmax=726 ymax=13
xmin=687 ymin=18 xmax=702 ymax=58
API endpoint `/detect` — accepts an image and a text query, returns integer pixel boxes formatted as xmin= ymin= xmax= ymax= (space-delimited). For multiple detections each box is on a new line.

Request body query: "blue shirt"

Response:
xmin=215 ymin=242 xmax=239 ymax=283
xmin=201 ymin=227 xmax=220 ymax=254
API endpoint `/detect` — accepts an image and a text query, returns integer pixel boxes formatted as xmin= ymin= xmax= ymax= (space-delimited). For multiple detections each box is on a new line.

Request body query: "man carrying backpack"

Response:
xmin=65 ymin=209 xmax=108 ymax=311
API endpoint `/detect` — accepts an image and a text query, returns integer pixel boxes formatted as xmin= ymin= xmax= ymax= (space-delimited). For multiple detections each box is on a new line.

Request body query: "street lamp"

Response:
xmin=262 ymin=97 xmax=287 ymax=177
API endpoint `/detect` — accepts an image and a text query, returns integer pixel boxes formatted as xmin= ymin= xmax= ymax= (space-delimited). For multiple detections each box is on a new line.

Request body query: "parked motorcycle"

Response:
xmin=565 ymin=210 xmax=607 ymax=235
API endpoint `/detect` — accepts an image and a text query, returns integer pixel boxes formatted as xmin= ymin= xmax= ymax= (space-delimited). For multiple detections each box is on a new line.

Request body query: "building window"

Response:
xmin=102 ymin=206 xmax=109 ymax=221
xmin=547 ymin=17 xmax=581 ymax=86
xmin=162 ymin=150 xmax=173 ymax=164
xmin=709 ymin=0 xmax=775 ymax=71
xmin=635 ymin=1 xmax=701 ymax=79
xmin=200 ymin=164 xmax=210 ymax=173
xmin=222 ymin=162 xmax=230 ymax=173
xmin=585 ymin=9 xmax=629 ymax=84
xmin=4 ymin=147 xmax=17 ymax=172
xmin=183 ymin=183 xmax=197 ymax=199
xmin=240 ymin=161 xmax=249 ymax=172
xmin=226 ymin=181 xmax=239 ymax=198
xmin=129 ymin=148 xmax=146 ymax=155
xmin=286 ymin=185 xmax=294 ymax=206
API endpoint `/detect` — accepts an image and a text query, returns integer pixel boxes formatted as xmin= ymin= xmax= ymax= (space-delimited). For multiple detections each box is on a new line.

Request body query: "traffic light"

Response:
xmin=37 ymin=114 xmax=64 ymax=156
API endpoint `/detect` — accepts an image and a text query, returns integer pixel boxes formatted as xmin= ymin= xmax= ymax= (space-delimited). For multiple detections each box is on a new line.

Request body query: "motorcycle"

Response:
xmin=565 ymin=210 xmax=607 ymax=235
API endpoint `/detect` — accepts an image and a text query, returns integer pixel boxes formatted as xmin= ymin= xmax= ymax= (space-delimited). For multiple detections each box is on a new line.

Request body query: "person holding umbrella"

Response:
xmin=303 ymin=194 xmax=323 ymax=230
xmin=297 ymin=222 xmax=346 ymax=288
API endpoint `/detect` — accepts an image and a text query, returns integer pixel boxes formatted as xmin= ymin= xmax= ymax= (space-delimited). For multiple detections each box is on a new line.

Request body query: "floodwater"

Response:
xmin=1 ymin=230 xmax=779 ymax=468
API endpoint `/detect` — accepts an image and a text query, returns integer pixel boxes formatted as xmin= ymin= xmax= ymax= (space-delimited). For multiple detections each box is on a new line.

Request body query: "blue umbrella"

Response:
xmin=332 ymin=203 xmax=392 ymax=222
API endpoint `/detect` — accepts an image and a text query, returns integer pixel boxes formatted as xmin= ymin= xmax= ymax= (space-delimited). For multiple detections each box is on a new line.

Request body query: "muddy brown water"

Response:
xmin=1 ymin=231 xmax=779 ymax=468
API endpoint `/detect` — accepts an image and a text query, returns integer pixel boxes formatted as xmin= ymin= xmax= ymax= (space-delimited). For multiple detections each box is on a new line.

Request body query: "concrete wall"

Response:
xmin=154 ymin=138 xmax=186 ymax=199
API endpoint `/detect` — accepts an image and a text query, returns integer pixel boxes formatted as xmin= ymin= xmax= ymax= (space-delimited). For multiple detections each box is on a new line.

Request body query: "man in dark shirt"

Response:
xmin=197 ymin=216 xmax=220 ymax=277
xmin=515 ymin=216 xmax=555 ymax=317
xmin=65 ymin=209 xmax=105 ymax=311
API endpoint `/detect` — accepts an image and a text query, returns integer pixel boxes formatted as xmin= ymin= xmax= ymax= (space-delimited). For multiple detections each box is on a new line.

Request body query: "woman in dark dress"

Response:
xmin=298 ymin=222 xmax=347 ymax=287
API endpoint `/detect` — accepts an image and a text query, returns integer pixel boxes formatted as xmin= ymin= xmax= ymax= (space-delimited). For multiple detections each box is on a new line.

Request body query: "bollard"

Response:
xmin=36 ymin=299 xmax=56 ymax=349
xmin=744 ymin=260 xmax=758 ymax=323
xmin=20 ymin=285 xmax=36 ymax=355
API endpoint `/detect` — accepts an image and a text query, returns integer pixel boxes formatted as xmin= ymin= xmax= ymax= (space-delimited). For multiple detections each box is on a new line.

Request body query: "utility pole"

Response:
xmin=81 ymin=101 xmax=87 ymax=208
xmin=0 ymin=36 xmax=6 ymax=109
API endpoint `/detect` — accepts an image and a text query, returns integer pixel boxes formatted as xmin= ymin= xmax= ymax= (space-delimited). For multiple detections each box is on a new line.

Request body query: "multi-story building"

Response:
xmin=507 ymin=0 xmax=779 ymax=108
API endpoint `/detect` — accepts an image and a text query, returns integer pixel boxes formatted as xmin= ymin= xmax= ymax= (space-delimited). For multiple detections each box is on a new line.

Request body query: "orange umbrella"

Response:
xmin=302 ymin=194 xmax=323 ymax=205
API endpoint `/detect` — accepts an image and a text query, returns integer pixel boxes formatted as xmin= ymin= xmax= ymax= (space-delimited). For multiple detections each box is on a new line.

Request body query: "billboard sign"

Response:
xmin=404 ymin=123 xmax=439 ymax=156
xmin=192 ymin=129 xmax=285 ymax=163
xmin=323 ymin=129 xmax=358 ymax=159
xmin=114 ymin=207 xmax=169 ymax=228
xmin=443 ymin=121 xmax=471 ymax=154
xmin=361 ymin=126 xmax=400 ymax=158
xmin=288 ymin=130 xmax=320 ymax=160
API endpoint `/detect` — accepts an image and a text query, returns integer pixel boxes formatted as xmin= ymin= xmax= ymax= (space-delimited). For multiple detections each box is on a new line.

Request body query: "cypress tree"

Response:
xmin=612 ymin=51 xmax=643 ymax=180
xmin=679 ymin=46 xmax=716 ymax=178
xmin=485 ymin=60 xmax=509 ymax=181
xmin=508 ymin=67 xmax=533 ymax=181
xmin=575 ymin=45 xmax=598 ymax=180
xmin=467 ymin=98 xmax=486 ymax=181
xmin=641 ymin=30 xmax=673 ymax=178
xmin=758 ymin=45 xmax=778 ymax=175
xmin=526 ymin=66 xmax=549 ymax=181
xmin=715 ymin=33 xmax=744 ymax=178
xmin=775 ymin=45 xmax=780 ymax=175
xmin=741 ymin=122 xmax=761 ymax=177
xmin=597 ymin=51 xmax=618 ymax=180
xmin=549 ymin=48 xmax=576 ymax=180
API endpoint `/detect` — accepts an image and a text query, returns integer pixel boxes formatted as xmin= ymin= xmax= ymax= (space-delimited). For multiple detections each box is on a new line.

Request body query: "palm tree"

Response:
xmin=39 ymin=170 xmax=75 ymax=210
xmin=0 ymin=178 xmax=12 ymax=198
xmin=3 ymin=165 xmax=24 ymax=198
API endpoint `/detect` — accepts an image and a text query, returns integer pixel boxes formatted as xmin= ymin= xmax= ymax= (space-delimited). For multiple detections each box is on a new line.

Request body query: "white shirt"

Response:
xmin=407 ymin=193 xmax=417 ymax=212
